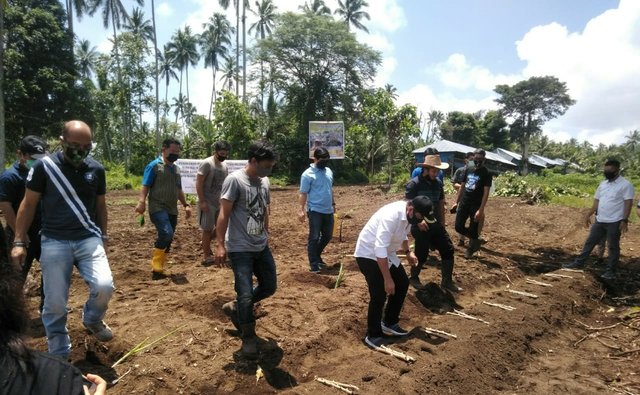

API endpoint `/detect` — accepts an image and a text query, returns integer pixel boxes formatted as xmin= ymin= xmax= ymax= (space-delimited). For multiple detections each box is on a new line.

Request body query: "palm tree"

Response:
xmin=158 ymin=45 xmax=178 ymax=113
xmin=166 ymin=26 xmax=200 ymax=104
xmin=200 ymin=13 xmax=232 ymax=120
xmin=299 ymin=0 xmax=331 ymax=15
xmin=172 ymin=94 xmax=188 ymax=126
xmin=123 ymin=7 xmax=154 ymax=42
xmin=150 ymin=0 xmax=160 ymax=151
xmin=334 ymin=0 xmax=370 ymax=33
xmin=426 ymin=110 xmax=444 ymax=141
xmin=249 ymin=0 xmax=276 ymax=109
xmin=75 ymin=39 xmax=99 ymax=79
xmin=241 ymin=0 xmax=249 ymax=102
xmin=218 ymin=0 xmax=240 ymax=97
xmin=384 ymin=83 xmax=398 ymax=100
xmin=220 ymin=57 xmax=237 ymax=92
xmin=66 ymin=0 xmax=88 ymax=40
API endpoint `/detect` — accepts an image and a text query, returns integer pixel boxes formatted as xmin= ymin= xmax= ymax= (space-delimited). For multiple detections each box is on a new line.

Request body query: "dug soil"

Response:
xmin=22 ymin=186 xmax=640 ymax=394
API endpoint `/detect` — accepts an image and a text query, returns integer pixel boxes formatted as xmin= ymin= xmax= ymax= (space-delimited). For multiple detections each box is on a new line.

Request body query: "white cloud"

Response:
xmin=96 ymin=38 xmax=112 ymax=54
xmin=359 ymin=31 xmax=394 ymax=53
xmin=157 ymin=2 xmax=173 ymax=18
xmin=430 ymin=53 xmax=521 ymax=91
xmin=374 ymin=57 xmax=397 ymax=87
xmin=515 ymin=0 xmax=640 ymax=144
xmin=362 ymin=0 xmax=406 ymax=32
xmin=398 ymin=83 xmax=498 ymax=117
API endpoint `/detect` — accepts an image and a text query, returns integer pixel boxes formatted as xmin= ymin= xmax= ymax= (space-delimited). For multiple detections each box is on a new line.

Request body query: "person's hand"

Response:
xmin=199 ymin=200 xmax=208 ymax=213
xmin=474 ymin=210 xmax=484 ymax=222
xmin=298 ymin=210 xmax=306 ymax=223
xmin=135 ymin=200 xmax=146 ymax=215
xmin=10 ymin=246 xmax=26 ymax=269
xmin=384 ymin=277 xmax=395 ymax=296
xmin=417 ymin=219 xmax=429 ymax=232
xmin=83 ymin=373 xmax=107 ymax=395
xmin=184 ymin=205 xmax=192 ymax=220
xmin=215 ymin=243 xmax=227 ymax=268
xmin=620 ymin=221 xmax=628 ymax=234
xmin=406 ymin=251 xmax=417 ymax=266
xmin=584 ymin=214 xmax=592 ymax=228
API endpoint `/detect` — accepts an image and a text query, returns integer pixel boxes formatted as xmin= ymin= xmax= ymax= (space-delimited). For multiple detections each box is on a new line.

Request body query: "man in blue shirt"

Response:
xmin=299 ymin=147 xmax=335 ymax=273
xmin=411 ymin=148 xmax=445 ymax=183
xmin=11 ymin=121 xmax=114 ymax=360
xmin=0 ymin=136 xmax=47 ymax=290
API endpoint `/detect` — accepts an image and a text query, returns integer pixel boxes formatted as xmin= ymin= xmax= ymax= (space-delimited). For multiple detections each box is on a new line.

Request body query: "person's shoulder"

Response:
xmin=85 ymin=157 xmax=105 ymax=170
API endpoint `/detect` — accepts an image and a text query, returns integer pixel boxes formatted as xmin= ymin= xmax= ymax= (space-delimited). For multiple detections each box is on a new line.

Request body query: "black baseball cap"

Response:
xmin=411 ymin=196 xmax=436 ymax=223
xmin=19 ymin=136 xmax=48 ymax=159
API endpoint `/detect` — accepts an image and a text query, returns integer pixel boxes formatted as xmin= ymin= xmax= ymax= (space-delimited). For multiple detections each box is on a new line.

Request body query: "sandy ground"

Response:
xmin=20 ymin=185 xmax=640 ymax=394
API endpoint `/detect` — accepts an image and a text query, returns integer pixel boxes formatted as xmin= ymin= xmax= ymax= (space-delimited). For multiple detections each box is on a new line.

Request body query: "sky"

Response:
xmin=74 ymin=0 xmax=640 ymax=146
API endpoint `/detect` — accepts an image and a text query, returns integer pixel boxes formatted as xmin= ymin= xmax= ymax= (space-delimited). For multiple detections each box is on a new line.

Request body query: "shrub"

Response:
xmin=104 ymin=162 xmax=142 ymax=191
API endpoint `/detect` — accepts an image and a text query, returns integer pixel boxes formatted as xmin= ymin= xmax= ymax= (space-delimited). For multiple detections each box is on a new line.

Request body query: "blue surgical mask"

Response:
xmin=25 ymin=159 xmax=36 ymax=169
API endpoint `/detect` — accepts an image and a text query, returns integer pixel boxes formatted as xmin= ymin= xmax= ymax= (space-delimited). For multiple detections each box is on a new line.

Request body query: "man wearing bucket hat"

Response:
xmin=454 ymin=148 xmax=493 ymax=259
xmin=405 ymin=154 xmax=461 ymax=292
xmin=354 ymin=196 xmax=432 ymax=349
xmin=0 ymin=136 xmax=48 ymax=296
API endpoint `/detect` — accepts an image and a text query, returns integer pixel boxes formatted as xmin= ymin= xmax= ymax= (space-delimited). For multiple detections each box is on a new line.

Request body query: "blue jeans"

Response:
xmin=229 ymin=247 xmax=277 ymax=325
xmin=574 ymin=221 xmax=621 ymax=270
xmin=150 ymin=210 xmax=178 ymax=250
xmin=40 ymin=235 xmax=114 ymax=358
xmin=307 ymin=211 xmax=334 ymax=270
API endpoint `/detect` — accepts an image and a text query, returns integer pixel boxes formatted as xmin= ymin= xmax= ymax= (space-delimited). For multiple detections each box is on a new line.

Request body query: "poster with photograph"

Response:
xmin=176 ymin=159 xmax=247 ymax=194
xmin=308 ymin=121 xmax=345 ymax=159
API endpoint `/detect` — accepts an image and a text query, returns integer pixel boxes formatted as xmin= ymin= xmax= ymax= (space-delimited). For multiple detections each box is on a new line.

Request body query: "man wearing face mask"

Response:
xmin=135 ymin=137 xmax=192 ymax=280
xmin=216 ymin=141 xmax=278 ymax=359
xmin=354 ymin=196 xmax=433 ymax=349
xmin=454 ymin=148 xmax=493 ymax=259
xmin=11 ymin=121 xmax=114 ymax=360
xmin=0 ymin=136 xmax=47 ymax=287
xmin=405 ymin=154 xmax=461 ymax=292
xmin=563 ymin=159 xmax=634 ymax=280
xmin=196 ymin=141 xmax=230 ymax=266
xmin=298 ymin=147 xmax=335 ymax=273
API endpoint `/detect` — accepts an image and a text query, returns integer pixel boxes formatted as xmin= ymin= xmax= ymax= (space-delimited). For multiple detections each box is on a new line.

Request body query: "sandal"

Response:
xmin=202 ymin=256 xmax=215 ymax=266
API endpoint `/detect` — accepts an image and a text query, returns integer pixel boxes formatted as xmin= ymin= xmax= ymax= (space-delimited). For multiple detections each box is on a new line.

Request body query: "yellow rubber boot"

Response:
xmin=151 ymin=248 xmax=167 ymax=274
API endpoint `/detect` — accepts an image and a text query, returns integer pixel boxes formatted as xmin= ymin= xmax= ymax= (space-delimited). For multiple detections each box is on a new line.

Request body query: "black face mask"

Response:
xmin=216 ymin=155 xmax=227 ymax=162
xmin=167 ymin=153 xmax=179 ymax=163
xmin=406 ymin=212 xmax=423 ymax=225
xmin=604 ymin=170 xmax=618 ymax=180
xmin=63 ymin=144 xmax=90 ymax=167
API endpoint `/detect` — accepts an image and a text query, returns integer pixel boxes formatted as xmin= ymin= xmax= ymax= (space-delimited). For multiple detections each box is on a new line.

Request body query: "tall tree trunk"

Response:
xmin=151 ymin=0 xmax=160 ymax=152
xmin=241 ymin=1 xmax=246 ymax=102
xmin=209 ymin=67 xmax=215 ymax=121
xmin=0 ymin=2 xmax=5 ymax=172
xmin=111 ymin=7 xmax=129 ymax=174
xmin=235 ymin=0 xmax=239 ymax=97
xmin=66 ymin=0 xmax=74 ymax=40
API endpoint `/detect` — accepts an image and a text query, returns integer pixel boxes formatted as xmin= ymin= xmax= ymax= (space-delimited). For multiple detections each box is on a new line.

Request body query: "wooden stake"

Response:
xmin=446 ymin=309 xmax=490 ymax=325
xmin=543 ymin=273 xmax=574 ymax=279
xmin=483 ymin=301 xmax=516 ymax=311
xmin=507 ymin=289 xmax=539 ymax=299
xmin=316 ymin=377 xmax=360 ymax=394
xmin=560 ymin=268 xmax=584 ymax=273
xmin=525 ymin=278 xmax=553 ymax=287
xmin=372 ymin=344 xmax=416 ymax=362
xmin=422 ymin=327 xmax=458 ymax=339
xmin=574 ymin=319 xmax=621 ymax=331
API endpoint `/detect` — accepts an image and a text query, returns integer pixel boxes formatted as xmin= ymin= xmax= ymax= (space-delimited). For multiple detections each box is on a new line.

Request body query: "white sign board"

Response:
xmin=176 ymin=159 xmax=247 ymax=194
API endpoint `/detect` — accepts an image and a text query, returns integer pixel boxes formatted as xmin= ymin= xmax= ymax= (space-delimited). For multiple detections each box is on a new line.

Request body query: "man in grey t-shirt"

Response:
xmin=196 ymin=141 xmax=230 ymax=265
xmin=215 ymin=141 xmax=278 ymax=359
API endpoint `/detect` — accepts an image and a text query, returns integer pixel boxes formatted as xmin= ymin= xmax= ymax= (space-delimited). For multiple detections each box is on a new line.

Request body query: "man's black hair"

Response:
xmin=162 ymin=137 xmax=182 ymax=148
xmin=214 ymin=141 xmax=231 ymax=152
xmin=466 ymin=151 xmax=475 ymax=159
xmin=424 ymin=148 xmax=439 ymax=155
xmin=473 ymin=148 xmax=486 ymax=157
xmin=313 ymin=147 xmax=330 ymax=159
xmin=604 ymin=159 xmax=620 ymax=168
xmin=247 ymin=141 xmax=277 ymax=162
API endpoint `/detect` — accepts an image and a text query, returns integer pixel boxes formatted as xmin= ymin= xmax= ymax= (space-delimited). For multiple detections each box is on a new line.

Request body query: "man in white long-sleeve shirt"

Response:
xmin=354 ymin=196 xmax=434 ymax=349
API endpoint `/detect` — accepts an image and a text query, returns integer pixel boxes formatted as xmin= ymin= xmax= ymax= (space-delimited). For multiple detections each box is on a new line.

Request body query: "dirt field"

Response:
xmin=22 ymin=185 xmax=640 ymax=394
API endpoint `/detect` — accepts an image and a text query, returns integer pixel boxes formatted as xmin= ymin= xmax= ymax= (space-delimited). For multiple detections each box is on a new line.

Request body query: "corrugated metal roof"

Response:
xmin=413 ymin=140 xmax=516 ymax=167
xmin=494 ymin=148 xmax=549 ymax=168
xmin=530 ymin=154 xmax=564 ymax=167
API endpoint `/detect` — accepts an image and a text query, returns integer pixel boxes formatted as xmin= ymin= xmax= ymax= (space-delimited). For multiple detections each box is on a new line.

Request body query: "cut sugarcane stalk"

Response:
xmin=525 ymin=278 xmax=553 ymax=287
xmin=507 ymin=289 xmax=539 ymax=298
xmin=446 ymin=309 xmax=490 ymax=325
xmin=316 ymin=377 xmax=360 ymax=394
xmin=422 ymin=327 xmax=458 ymax=339
xmin=483 ymin=301 xmax=516 ymax=311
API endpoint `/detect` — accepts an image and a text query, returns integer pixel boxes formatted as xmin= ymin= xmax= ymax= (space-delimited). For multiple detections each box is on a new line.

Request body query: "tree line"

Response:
xmin=1 ymin=0 xmax=638 ymax=183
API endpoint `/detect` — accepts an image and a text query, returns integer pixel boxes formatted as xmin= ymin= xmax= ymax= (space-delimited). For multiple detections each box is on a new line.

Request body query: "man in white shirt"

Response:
xmin=354 ymin=196 xmax=433 ymax=349
xmin=563 ymin=159 xmax=635 ymax=280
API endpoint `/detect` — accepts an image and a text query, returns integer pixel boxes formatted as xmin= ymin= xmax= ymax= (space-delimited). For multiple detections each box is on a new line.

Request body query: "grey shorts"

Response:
xmin=198 ymin=203 xmax=220 ymax=231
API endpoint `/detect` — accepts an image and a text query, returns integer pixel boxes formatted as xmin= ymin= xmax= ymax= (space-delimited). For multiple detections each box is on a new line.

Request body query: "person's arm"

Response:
xmin=620 ymin=199 xmax=632 ymax=233
xmin=438 ymin=199 xmax=446 ymax=226
xmin=177 ymin=189 xmax=192 ymax=219
xmin=10 ymin=189 xmax=41 ymax=266
xmin=135 ymin=185 xmax=150 ymax=214
xmin=298 ymin=192 xmax=308 ymax=223
xmin=195 ymin=173 xmax=208 ymax=213
xmin=584 ymin=199 xmax=598 ymax=227
xmin=636 ymin=201 xmax=640 ymax=219
xmin=95 ymin=194 xmax=108 ymax=248
xmin=376 ymin=256 xmax=395 ymax=295
xmin=0 ymin=201 xmax=16 ymax=232
xmin=215 ymin=198 xmax=233 ymax=266
xmin=401 ymin=239 xmax=417 ymax=267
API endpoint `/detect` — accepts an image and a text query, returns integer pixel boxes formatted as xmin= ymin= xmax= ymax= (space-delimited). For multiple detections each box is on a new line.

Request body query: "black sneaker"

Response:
xmin=442 ymin=281 xmax=463 ymax=293
xmin=409 ymin=276 xmax=422 ymax=289
xmin=84 ymin=321 xmax=113 ymax=342
xmin=600 ymin=270 xmax=616 ymax=280
xmin=562 ymin=261 xmax=585 ymax=269
xmin=364 ymin=336 xmax=385 ymax=349
xmin=381 ymin=322 xmax=409 ymax=336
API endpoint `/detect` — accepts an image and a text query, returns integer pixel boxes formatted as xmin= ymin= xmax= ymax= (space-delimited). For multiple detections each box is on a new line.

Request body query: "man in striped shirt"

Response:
xmin=11 ymin=120 xmax=114 ymax=360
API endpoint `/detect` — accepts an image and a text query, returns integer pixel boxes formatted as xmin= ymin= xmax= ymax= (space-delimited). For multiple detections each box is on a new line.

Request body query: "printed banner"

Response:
xmin=176 ymin=159 xmax=247 ymax=194
xmin=309 ymin=121 xmax=345 ymax=159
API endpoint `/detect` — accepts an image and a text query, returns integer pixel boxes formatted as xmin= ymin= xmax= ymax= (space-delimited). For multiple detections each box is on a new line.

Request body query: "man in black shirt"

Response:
xmin=454 ymin=149 xmax=492 ymax=259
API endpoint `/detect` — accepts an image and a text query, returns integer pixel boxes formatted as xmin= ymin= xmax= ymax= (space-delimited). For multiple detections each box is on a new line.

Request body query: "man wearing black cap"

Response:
xmin=0 ymin=136 xmax=47 ymax=288
xmin=354 ymin=196 xmax=432 ymax=349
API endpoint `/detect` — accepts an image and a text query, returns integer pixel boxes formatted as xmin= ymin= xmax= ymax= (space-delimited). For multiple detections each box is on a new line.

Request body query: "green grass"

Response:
xmin=547 ymin=195 xmax=592 ymax=208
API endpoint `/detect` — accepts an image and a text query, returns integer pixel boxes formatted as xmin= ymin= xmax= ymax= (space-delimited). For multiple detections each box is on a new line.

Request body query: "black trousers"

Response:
xmin=455 ymin=202 xmax=480 ymax=240
xmin=356 ymin=258 xmax=409 ymax=337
